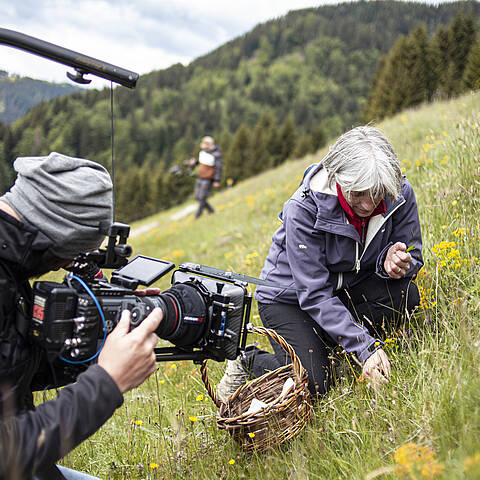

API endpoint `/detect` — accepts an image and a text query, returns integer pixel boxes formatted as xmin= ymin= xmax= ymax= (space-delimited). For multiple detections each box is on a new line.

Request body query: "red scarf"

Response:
xmin=336 ymin=184 xmax=385 ymax=242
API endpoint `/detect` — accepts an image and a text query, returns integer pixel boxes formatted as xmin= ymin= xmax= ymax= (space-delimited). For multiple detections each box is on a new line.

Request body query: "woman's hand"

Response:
xmin=384 ymin=242 xmax=412 ymax=279
xmin=362 ymin=348 xmax=390 ymax=388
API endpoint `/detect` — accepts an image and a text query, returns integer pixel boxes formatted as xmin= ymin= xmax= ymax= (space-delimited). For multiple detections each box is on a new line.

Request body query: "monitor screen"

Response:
xmin=115 ymin=255 xmax=175 ymax=285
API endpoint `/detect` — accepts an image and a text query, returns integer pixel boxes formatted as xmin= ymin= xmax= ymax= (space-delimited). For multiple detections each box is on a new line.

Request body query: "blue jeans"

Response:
xmin=194 ymin=178 xmax=214 ymax=218
xmin=57 ymin=466 xmax=101 ymax=479
xmin=35 ymin=466 xmax=101 ymax=480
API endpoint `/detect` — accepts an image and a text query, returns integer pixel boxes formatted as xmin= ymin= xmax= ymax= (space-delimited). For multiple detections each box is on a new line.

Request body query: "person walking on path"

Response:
xmin=189 ymin=136 xmax=223 ymax=219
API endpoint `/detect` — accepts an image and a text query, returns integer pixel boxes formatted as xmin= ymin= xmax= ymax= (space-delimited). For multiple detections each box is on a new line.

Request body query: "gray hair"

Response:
xmin=322 ymin=126 xmax=402 ymax=200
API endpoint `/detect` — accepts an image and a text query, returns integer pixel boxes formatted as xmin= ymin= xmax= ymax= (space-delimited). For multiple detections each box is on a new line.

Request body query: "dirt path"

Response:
xmin=129 ymin=203 xmax=196 ymax=238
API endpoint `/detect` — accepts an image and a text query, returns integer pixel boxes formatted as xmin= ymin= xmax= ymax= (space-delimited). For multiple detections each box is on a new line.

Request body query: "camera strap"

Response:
xmin=15 ymin=294 xmax=30 ymax=339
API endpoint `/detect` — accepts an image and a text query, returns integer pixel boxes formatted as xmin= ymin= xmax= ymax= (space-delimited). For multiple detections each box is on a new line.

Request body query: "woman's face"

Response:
xmin=345 ymin=190 xmax=382 ymax=217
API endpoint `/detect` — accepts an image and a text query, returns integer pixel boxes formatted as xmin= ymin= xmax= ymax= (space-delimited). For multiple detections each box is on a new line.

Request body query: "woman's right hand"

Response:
xmin=362 ymin=348 xmax=390 ymax=387
xmin=384 ymin=242 xmax=412 ymax=279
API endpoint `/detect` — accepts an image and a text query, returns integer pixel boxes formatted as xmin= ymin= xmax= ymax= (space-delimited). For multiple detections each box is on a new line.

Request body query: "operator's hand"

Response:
xmin=362 ymin=348 xmax=390 ymax=389
xmin=188 ymin=158 xmax=196 ymax=167
xmin=212 ymin=181 xmax=220 ymax=188
xmin=384 ymin=242 xmax=412 ymax=279
xmin=98 ymin=308 xmax=162 ymax=394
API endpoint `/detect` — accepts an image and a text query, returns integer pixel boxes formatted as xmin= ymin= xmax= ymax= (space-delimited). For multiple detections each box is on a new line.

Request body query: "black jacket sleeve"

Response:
xmin=0 ymin=365 xmax=123 ymax=480
xmin=212 ymin=147 xmax=223 ymax=183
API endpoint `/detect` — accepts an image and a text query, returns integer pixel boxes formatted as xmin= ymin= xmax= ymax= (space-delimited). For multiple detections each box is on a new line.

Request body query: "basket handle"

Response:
xmin=201 ymin=325 xmax=306 ymax=407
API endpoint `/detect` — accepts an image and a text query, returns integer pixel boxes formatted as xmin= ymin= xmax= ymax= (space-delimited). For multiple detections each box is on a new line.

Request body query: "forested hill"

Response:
xmin=0 ymin=71 xmax=79 ymax=123
xmin=0 ymin=1 xmax=479 ymax=220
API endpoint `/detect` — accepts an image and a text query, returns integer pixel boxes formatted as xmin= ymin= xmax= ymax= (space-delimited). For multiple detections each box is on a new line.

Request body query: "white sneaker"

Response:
xmin=216 ymin=356 xmax=248 ymax=404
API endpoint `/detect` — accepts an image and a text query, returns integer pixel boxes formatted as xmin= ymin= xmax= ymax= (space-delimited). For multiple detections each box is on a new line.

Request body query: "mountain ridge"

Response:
xmin=0 ymin=70 xmax=80 ymax=124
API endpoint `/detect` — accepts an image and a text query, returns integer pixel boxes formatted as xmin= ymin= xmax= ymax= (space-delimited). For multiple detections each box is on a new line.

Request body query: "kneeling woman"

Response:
xmin=217 ymin=125 xmax=423 ymax=401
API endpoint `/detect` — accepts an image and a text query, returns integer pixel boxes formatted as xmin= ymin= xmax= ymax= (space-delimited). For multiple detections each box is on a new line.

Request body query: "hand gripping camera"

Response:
xmin=30 ymin=223 xmax=255 ymax=365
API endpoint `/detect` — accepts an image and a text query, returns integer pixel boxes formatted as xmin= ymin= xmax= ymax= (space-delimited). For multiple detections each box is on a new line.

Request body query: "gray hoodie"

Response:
xmin=255 ymin=162 xmax=423 ymax=363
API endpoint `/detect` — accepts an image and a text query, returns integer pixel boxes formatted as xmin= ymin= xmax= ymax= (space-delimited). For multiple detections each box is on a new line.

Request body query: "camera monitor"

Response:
xmin=114 ymin=255 xmax=175 ymax=286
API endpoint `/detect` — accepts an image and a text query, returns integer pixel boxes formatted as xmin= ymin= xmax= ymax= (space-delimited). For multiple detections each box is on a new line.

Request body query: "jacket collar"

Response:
xmin=0 ymin=209 xmax=52 ymax=272
xmin=300 ymin=162 xmax=406 ymax=242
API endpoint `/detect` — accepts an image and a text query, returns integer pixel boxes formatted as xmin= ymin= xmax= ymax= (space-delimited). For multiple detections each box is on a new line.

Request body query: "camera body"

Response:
xmin=30 ymin=254 xmax=251 ymax=365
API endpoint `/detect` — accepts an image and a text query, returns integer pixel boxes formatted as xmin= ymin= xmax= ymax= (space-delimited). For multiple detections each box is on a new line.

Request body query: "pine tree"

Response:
xmin=293 ymin=132 xmax=312 ymax=159
xmin=377 ymin=35 xmax=413 ymax=117
xmin=309 ymin=124 xmax=326 ymax=153
xmin=137 ymin=163 xmax=156 ymax=218
xmin=249 ymin=112 xmax=276 ymax=175
xmin=278 ymin=116 xmax=297 ymax=163
xmin=151 ymin=165 xmax=168 ymax=211
xmin=224 ymin=124 xmax=251 ymax=185
xmin=449 ymin=10 xmax=477 ymax=95
xmin=409 ymin=25 xmax=436 ymax=103
xmin=463 ymin=34 xmax=480 ymax=90
xmin=217 ymin=128 xmax=232 ymax=160
xmin=115 ymin=167 xmax=141 ymax=222
xmin=362 ymin=55 xmax=387 ymax=121
xmin=430 ymin=25 xmax=455 ymax=98
xmin=364 ymin=27 xmax=434 ymax=120
xmin=264 ymin=115 xmax=283 ymax=167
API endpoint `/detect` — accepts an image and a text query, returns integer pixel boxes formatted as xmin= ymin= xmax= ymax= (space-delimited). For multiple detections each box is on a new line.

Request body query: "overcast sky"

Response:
xmin=1 ymin=0 xmax=345 ymax=89
xmin=2 ymin=0 xmax=452 ymax=90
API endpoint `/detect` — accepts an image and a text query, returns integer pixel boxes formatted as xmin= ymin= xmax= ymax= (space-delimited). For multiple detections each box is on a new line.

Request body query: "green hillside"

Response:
xmin=47 ymin=92 xmax=480 ymax=479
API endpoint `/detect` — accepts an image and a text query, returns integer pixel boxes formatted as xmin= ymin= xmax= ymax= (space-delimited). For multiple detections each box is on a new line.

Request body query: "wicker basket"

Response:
xmin=200 ymin=325 xmax=314 ymax=453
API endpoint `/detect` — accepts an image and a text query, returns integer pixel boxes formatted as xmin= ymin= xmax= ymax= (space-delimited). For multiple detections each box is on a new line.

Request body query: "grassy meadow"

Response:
xmin=54 ymin=91 xmax=480 ymax=479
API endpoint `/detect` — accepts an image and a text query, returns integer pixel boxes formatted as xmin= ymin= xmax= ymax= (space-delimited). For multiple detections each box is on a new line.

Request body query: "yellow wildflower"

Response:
xmin=393 ymin=442 xmax=444 ymax=480
xmin=189 ymin=416 xmax=198 ymax=422
xmin=464 ymin=453 xmax=480 ymax=472
xmin=134 ymin=420 xmax=143 ymax=426
xmin=228 ymin=459 xmax=235 ymax=465
xmin=150 ymin=463 xmax=159 ymax=469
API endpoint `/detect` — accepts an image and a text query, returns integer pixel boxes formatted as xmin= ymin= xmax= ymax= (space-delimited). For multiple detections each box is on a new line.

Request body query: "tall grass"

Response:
xmin=54 ymin=92 xmax=480 ymax=479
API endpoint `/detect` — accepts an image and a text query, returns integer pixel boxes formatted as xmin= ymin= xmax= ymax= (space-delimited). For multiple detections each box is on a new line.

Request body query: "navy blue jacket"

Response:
xmin=255 ymin=162 xmax=423 ymax=363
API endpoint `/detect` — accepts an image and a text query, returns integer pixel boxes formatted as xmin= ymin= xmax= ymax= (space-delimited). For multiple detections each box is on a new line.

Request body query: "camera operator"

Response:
xmin=0 ymin=153 xmax=162 ymax=480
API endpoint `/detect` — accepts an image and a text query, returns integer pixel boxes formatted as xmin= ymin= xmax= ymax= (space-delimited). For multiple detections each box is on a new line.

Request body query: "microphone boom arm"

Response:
xmin=0 ymin=28 xmax=139 ymax=88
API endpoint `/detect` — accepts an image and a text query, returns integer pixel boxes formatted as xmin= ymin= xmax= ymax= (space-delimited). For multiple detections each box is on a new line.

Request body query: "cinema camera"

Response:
xmin=30 ymin=223 xmax=255 ymax=365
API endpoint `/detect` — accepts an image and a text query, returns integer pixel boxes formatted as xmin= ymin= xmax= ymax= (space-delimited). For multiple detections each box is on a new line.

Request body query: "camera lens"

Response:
xmin=138 ymin=283 xmax=208 ymax=347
